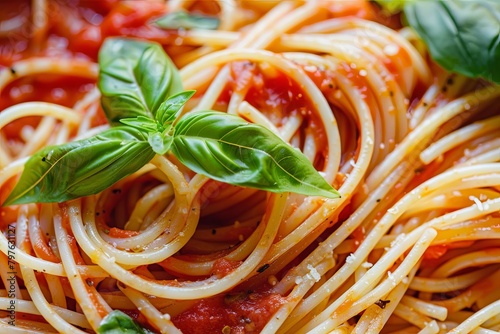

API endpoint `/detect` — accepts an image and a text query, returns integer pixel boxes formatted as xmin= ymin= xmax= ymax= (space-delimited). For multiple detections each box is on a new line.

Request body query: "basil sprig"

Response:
xmin=121 ymin=91 xmax=196 ymax=155
xmin=3 ymin=38 xmax=338 ymax=206
xmin=97 ymin=310 xmax=154 ymax=334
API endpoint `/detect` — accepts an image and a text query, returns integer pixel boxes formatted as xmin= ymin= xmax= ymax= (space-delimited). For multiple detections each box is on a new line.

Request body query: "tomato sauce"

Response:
xmin=1 ymin=74 xmax=96 ymax=138
xmin=172 ymin=289 xmax=286 ymax=334
xmin=0 ymin=176 xmax=19 ymax=228
xmin=211 ymin=258 xmax=242 ymax=278
xmin=107 ymin=227 xmax=139 ymax=238
xmin=100 ymin=1 xmax=167 ymax=42
xmin=326 ymin=0 xmax=376 ymax=21
xmin=225 ymin=61 xmax=330 ymax=169
xmin=244 ymin=67 xmax=312 ymax=127
xmin=423 ymin=241 xmax=476 ymax=260
xmin=0 ymin=74 xmax=95 ymax=109
xmin=423 ymin=244 xmax=449 ymax=260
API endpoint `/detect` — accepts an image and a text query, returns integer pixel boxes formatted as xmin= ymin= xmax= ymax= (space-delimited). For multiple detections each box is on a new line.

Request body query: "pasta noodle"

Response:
xmin=0 ymin=1 xmax=499 ymax=333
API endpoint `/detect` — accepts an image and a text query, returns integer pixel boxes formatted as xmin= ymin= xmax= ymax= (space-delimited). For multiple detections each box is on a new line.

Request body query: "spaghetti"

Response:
xmin=1 ymin=1 xmax=500 ymax=333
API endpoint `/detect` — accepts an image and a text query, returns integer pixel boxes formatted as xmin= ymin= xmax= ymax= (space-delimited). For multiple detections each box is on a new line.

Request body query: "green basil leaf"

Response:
xmin=148 ymin=131 xmax=173 ymax=155
xmin=156 ymin=90 xmax=196 ymax=126
xmin=155 ymin=11 xmax=220 ymax=30
xmin=120 ymin=116 xmax=159 ymax=132
xmin=404 ymin=0 xmax=500 ymax=83
xmin=171 ymin=111 xmax=340 ymax=199
xmin=3 ymin=128 xmax=155 ymax=205
xmin=97 ymin=310 xmax=153 ymax=334
xmin=98 ymin=38 xmax=183 ymax=125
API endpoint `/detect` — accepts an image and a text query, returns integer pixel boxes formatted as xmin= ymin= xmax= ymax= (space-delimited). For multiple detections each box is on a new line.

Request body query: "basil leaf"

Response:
xmin=98 ymin=38 xmax=183 ymax=125
xmin=98 ymin=310 xmax=153 ymax=334
xmin=148 ymin=131 xmax=173 ymax=155
xmin=155 ymin=11 xmax=220 ymax=30
xmin=404 ymin=0 xmax=500 ymax=83
xmin=3 ymin=128 xmax=155 ymax=205
xmin=120 ymin=116 xmax=159 ymax=132
xmin=171 ymin=111 xmax=340 ymax=199
xmin=156 ymin=90 xmax=196 ymax=126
